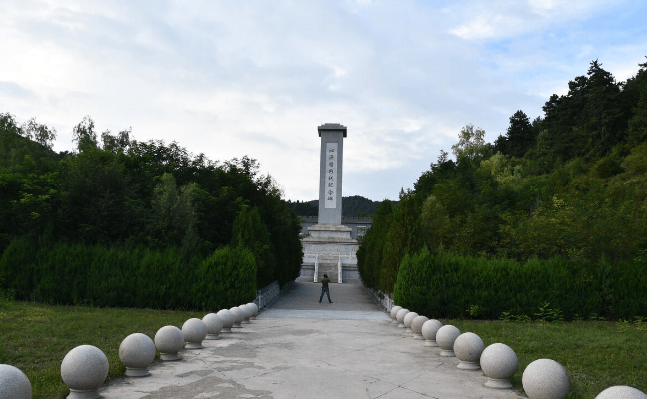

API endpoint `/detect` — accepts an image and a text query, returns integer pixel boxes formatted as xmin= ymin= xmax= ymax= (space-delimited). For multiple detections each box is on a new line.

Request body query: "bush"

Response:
xmin=393 ymin=249 xmax=645 ymax=320
xmin=0 ymin=238 xmax=258 ymax=310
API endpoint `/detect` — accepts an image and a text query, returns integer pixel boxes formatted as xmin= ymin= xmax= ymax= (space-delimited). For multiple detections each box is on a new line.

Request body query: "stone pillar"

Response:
xmin=317 ymin=123 xmax=347 ymax=225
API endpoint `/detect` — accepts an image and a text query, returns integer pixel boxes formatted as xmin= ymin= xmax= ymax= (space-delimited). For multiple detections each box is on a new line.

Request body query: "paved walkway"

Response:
xmin=99 ymin=282 xmax=523 ymax=398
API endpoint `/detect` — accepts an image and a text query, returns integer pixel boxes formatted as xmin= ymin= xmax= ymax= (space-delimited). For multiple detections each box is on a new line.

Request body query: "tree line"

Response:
xmin=359 ymin=58 xmax=647 ymax=319
xmin=0 ymin=114 xmax=303 ymax=308
xmin=287 ymin=195 xmax=397 ymax=217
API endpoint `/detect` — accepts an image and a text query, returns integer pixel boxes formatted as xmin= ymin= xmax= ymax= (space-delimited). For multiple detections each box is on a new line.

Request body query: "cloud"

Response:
xmin=0 ymin=0 xmax=645 ymax=202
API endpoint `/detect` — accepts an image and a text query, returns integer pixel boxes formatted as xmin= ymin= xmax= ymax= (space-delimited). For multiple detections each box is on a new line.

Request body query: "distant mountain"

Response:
xmin=286 ymin=195 xmax=397 ymax=217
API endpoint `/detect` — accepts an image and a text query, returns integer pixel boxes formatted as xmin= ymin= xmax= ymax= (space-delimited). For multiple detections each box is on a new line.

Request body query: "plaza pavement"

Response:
xmin=99 ymin=282 xmax=523 ymax=398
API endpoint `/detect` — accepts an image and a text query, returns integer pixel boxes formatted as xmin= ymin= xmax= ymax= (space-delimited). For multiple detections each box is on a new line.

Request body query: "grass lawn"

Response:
xmin=1 ymin=298 xmax=645 ymax=398
xmin=447 ymin=318 xmax=647 ymax=398
xmin=0 ymin=298 xmax=203 ymax=398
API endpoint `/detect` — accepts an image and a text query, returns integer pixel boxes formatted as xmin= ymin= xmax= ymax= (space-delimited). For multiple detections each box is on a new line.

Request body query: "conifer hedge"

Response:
xmin=0 ymin=237 xmax=257 ymax=310
xmin=393 ymin=247 xmax=647 ymax=320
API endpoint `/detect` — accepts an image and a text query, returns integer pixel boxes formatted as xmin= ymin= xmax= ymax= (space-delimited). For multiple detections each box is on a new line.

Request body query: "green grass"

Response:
xmin=0 ymin=298 xmax=203 ymax=398
xmin=447 ymin=318 xmax=647 ymax=398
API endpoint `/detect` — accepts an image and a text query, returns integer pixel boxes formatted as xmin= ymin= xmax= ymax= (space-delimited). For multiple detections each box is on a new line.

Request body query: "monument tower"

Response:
xmin=300 ymin=123 xmax=359 ymax=283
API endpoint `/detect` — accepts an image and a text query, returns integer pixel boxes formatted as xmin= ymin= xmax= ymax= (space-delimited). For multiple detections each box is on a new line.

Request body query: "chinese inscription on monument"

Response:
xmin=325 ymin=143 xmax=338 ymax=208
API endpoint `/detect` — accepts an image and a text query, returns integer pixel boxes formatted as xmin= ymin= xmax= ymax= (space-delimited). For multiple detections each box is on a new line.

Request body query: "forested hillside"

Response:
xmin=359 ymin=59 xmax=647 ymax=319
xmin=0 ymin=114 xmax=303 ymax=308
xmin=287 ymin=195 xmax=397 ymax=217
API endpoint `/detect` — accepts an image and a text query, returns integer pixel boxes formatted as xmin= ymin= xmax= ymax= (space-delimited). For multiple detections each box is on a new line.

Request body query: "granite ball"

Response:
xmin=595 ymin=386 xmax=647 ymax=399
xmin=202 ymin=313 xmax=224 ymax=340
xmin=155 ymin=325 xmax=184 ymax=361
xmin=60 ymin=345 xmax=109 ymax=395
xmin=390 ymin=306 xmax=403 ymax=324
xmin=230 ymin=306 xmax=244 ymax=328
xmin=411 ymin=315 xmax=429 ymax=339
xmin=217 ymin=309 xmax=235 ymax=333
xmin=119 ymin=333 xmax=156 ymax=377
xmin=0 ymin=364 xmax=31 ymax=399
xmin=182 ymin=318 xmax=207 ymax=349
xmin=481 ymin=343 xmax=518 ymax=389
xmin=454 ymin=332 xmax=485 ymax=370
xmin=240 ymin=303 xmax=253 ymax=323
xmin=522 ymin=358 xmax=570 ymax=399
xmin=247 ymin=302 xmax=259 ymax=319
xmin=396 ymin=308 xmax=410 ymax=328
xmin=436 ymin=325 xmax=461 ymax=357
xmin=421 ymin=319 xmax=443 ymax=347
xmin=403 ymin=312 xmax=419 ymax=332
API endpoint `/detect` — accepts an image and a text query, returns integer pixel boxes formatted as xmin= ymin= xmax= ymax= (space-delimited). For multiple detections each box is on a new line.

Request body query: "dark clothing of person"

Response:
xmin=319 ymin=277 xmax=332 ymax=303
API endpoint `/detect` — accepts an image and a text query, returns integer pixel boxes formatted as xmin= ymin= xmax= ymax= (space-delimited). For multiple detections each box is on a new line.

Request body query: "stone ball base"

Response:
xmin=413 ymin=333 xmax=424 ymax=340
xmin=232 ymin=324 xmax=243 ymax=328
xmin=185 ymin=342 xmax=203 ymax=349
xmin=397 ymin=323 xmax=406 ymax=328
xmin=485 ymin=377 xmax=513 ymax=389
xmin=67 ymin=388 xmax=101 ymax=399
xmin=242 ymin=320 xmax=251 ymax=324
xmin=457 ymin=361 xmax=481 ymax=370
xmin=205 ymin=334 xmax=220 ymax=340
xmin=159 ymin=353 xmax=180 ymax=361
xmin=125 ymin=368 xmax=151 ymax=377
xmin=424 ymin=340 xmax=438 ymax=347
xmin=440 ymin=350 xmax=456 ymax=357
xmin=221 ymin=327 xmax=232 ymax=333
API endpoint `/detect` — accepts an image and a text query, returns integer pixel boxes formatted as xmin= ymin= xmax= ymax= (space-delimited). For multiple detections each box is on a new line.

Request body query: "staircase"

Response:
xmin=317 ymin=262 xmax=339 ymax=283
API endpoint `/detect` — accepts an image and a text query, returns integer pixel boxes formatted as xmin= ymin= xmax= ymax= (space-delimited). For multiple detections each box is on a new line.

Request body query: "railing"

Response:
xmin=338 ymin=256 xmax=342 ymax=283
xmin=314 ymin=256 xmax=319 ymax=283
xmin=364 ymin=286 xmax=393 ymax=314
xmin=255 ymin=280 xmax=294 ymax=311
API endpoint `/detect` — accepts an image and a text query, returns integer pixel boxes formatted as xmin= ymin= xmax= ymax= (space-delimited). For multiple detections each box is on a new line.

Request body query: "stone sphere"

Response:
xmin=240 ymin=303 xmax=253 ymax=323
xmin=411 ymin=315 xmax=429 ymax=339
xmin=202 ymin=313 xmax=224 ymax=339
xmin=217 ymin=309 xmax=235 ymax=332
xmin=436 ymin=325 xmax=461 ymax=357
xmin=481 ymin=343 xmax=518 ymax=389
xmin=595 ymin=386 xmax=647 ymax=399
xmin=60 ymin=345 xmax=109 ymax=393
xmin=0 ymin=364 xmax=31 ymax=399
xmin=522 ymin=359 xmax=570 ymax=399
xmin=182 ymin=318 xmax=207 ymax=349
xmin=403 ymin=312 xmax=419 ymax=332
xmin=454 ymin=332 xmax=485 ymax=370
xmin=155 ymin=325 xmax=184 ymax=361
xmin=396 ymin=308 xmax=410 ymax=327
xmin=247 ymin=302 xmax=259 ymax=319
xmin=421 ymin=319 xmax=443 ymax=347
xmin=390 ymin=306 xmax=403 ymax=323
xmin=119 ymin=333 xmax=156 ymax=377
xmin=230 ymin=306 xmax=244 ymax=328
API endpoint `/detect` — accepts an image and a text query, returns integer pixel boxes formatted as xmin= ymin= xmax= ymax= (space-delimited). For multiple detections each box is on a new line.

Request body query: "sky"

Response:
xmin=1 ymin=0 xmax=646 ymax=202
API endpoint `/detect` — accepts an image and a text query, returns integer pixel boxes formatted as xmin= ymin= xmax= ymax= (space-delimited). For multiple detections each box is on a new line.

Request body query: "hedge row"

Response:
xmin=0 ymin=237 xmax=256 ymax=310
xmin=393 ymin=247 xmax=647 ymax=320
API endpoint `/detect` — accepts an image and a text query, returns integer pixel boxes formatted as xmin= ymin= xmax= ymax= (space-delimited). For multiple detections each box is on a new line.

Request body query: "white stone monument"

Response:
xmin=300 ymin=123 xmax=359 ymax=283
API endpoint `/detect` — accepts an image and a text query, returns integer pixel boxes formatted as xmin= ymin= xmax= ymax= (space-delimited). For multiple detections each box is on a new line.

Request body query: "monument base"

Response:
xmin=300 ymin=224 xmax=359 ymax=284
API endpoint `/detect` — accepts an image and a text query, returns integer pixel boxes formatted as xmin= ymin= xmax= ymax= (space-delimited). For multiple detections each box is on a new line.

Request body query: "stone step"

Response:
xmin=317 ymin=263 xmax=339 ymax=283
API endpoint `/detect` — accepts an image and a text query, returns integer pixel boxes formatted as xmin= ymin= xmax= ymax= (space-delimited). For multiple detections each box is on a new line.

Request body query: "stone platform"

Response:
xmin=98 ymin=283 xmax=523 ymax=398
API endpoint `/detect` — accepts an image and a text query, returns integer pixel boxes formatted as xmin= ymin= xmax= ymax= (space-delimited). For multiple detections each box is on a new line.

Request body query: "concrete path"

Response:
xmin=99 ymin=282 xmax=523 ymax=398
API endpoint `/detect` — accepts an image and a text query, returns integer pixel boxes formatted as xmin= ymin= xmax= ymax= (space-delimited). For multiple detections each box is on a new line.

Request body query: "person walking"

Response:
xmin=319 ymin=274 xmax=332 ymax=303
